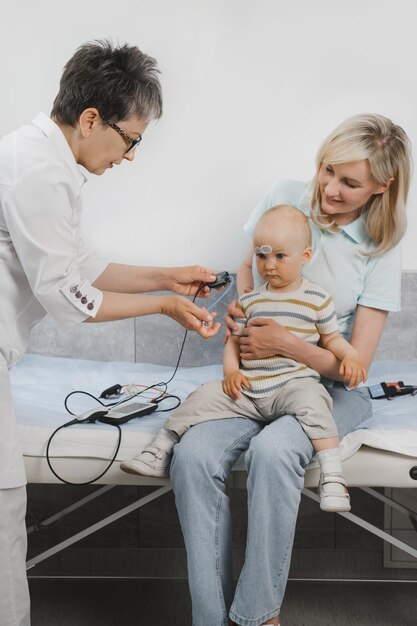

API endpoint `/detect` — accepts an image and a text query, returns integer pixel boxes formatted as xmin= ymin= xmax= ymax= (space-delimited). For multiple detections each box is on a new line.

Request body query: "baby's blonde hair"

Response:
xmin=310 ymin=113 xmax=412 ymax=256
xmin=257 ymin=204 xmax=312 ymax=249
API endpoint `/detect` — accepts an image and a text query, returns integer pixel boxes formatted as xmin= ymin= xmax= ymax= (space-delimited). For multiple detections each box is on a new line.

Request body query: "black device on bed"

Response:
xmin=52 ymin=275 xmax=232 ymax=485
xmin=369 ymin=381 xmax=417 ymax=399
xmin=47 ymin=401 xmax=158 ymax=485
xmin=98 ymin=401 xmax=157 ymax=424
xmin=368 ymin=383 xmax=388 ymax=399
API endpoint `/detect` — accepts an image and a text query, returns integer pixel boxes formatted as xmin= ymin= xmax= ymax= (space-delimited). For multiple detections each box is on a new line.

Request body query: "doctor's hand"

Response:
xmin=165 ymin=266 xmax=217 ymax=298
xmin=223 ymin=294 xmax=251 ymax=343
xmin=239 ymin=318 xmax=292 ymax=360
xmin=161 ymin=295 xmax=221 ymax=339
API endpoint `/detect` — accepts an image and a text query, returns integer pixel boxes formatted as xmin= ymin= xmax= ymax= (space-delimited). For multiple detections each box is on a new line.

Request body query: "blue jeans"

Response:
xmin=170 ymin=385 xmax=372 ymax=626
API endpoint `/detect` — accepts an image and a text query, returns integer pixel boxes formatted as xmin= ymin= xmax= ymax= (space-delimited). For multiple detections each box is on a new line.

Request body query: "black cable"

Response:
xmin=64 ymin=390 xmax=108 ymax=415
xmin=152 ymin=282 xmax=205 ymax=388
xmin=52 ymin=282 xmax=206 ymax=485
xmin=153 ymin=394 xmax=181 ymax=412
xmin=86 ymin=281 xmax=206 ymax=410
xmin=46 ymin=420 xmax=122 ymax=486
xmin=64 ymin=384 xmax=157 ymax=416
xmin=54 ymin=389 xmax=181 ymax=485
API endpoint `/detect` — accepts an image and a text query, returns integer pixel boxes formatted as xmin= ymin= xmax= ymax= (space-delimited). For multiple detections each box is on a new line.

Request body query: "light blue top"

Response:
xmin=244 ymin=179 xmax=401 ymax=341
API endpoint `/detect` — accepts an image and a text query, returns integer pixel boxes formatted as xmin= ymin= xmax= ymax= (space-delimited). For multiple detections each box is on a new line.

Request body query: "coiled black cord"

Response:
xmin=46 ymin=279 xmax=232 ymax=485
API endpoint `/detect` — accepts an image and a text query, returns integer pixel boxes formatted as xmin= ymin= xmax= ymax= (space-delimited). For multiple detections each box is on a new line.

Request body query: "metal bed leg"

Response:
xmin=26 ymin=485 xmax=172 ymax=571
xmin=27 ymin=485 xmax=115 ymax=535
xmin=360 ymin=487 xmax=417 ymax=523
xmin=302 ymin=487 xmax=417 ymax=559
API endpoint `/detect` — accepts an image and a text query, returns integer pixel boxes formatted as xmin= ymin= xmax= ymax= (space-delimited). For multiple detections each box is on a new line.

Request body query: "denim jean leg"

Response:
xmin=170 ymin=417 xmax=262 ymax=626
xmin=328 ymin=385 xmax=373 ymax=438
xmin=230 ymin=415 xmax=313 ymax=626
xmin=230 ymin=385 xmax=372 ymax=626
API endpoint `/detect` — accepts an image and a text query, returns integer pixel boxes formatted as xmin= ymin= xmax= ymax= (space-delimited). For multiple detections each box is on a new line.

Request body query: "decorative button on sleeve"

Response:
xmin=60 ymin=274 xmax=102 ymax=318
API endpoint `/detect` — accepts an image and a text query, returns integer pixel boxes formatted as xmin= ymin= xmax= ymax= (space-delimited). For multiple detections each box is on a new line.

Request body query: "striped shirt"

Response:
xmin=233 ymin=278 xmax=339 ymax=398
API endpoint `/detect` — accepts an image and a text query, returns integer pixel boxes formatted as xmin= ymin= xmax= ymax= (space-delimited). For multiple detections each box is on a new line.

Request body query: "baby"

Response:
xmin=121 ymin=205 xmax=367 ymax=512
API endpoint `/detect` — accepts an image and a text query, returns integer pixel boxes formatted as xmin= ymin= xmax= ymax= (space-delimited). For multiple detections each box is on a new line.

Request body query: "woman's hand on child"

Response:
xmin=339 ymin=357 xmax=368 ymax=389
xmin=239 ymin=318 xmax=291 ymax=359
xmin=223 ymin=372 xmax=250 ymax=400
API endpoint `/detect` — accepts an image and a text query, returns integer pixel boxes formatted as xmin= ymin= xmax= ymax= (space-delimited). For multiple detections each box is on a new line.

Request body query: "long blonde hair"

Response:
xmin=310 ymin=114 xmax=412 ymax=255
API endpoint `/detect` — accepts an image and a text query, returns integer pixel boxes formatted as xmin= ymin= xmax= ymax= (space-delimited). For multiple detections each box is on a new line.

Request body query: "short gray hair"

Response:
xmin=51 ymin=39 xmax=162 ymax=126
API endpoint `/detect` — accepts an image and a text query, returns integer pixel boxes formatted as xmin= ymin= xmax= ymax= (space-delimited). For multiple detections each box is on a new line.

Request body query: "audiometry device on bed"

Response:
xmin=46 ymin=402 xmax=155 ymax=486
xmin=47 ymin=273 xmax=236 ymax=486
xmin=98 ymin=401 xmax=157 ymax=425
xmin=368 ymin=381 xmax=417 ymax=400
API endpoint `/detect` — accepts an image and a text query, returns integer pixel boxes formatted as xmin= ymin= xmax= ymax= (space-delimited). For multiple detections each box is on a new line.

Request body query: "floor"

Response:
xmin=28 ymin=578 xmax=417 ymax=626
xmin=26 ymin=485 xmax=417 ymax=625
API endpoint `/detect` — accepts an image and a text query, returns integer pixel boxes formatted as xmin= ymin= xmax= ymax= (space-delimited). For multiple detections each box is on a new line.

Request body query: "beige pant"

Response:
xmin=165 ymin=377 xmax=337 ymax=441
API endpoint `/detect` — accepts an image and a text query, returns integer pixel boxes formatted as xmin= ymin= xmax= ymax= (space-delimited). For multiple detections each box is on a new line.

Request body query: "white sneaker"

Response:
xmin=319 ymin=472 xmax=351 ymax=512
xmin=120 ymin=445 xmax=171 ymax=477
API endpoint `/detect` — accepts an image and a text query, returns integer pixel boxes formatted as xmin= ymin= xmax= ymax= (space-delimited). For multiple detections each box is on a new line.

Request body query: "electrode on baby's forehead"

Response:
xmin=255 ymin=245 xmax=272 ymax=254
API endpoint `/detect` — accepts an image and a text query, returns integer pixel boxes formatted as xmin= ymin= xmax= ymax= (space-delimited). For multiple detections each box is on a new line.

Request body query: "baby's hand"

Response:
xmin=339 ymin=357 xmax=368 ymax=389
xmin=222 ymin=371 xmax=250 ymax=400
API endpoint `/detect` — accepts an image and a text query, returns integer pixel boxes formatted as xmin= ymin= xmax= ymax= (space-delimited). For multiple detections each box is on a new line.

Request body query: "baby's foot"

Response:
xmin=319 ymin=472 xmax=351 ymax=512
xmin=120 ymin=446 xmax=171 ymax=477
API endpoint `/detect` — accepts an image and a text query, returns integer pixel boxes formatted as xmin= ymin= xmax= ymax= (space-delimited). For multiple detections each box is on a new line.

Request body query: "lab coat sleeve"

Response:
xmin=77 ymin=234 xmax=109 ymax=286
xmin=2 ymin=161 xmax=106 ymax=328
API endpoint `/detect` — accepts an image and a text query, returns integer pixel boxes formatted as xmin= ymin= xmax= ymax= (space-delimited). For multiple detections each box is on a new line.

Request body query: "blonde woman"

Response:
xmin=170 ymin=114 xmax=412 ymax=626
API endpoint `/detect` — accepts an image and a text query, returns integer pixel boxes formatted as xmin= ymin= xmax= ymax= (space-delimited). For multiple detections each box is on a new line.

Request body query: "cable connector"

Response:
xmin=100 ymin=384 xmax=122 ymax=399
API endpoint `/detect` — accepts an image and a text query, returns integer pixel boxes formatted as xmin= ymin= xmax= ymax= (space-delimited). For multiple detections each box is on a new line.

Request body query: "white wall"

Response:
xmin=1 ymin=0 xmax=416 ymax=270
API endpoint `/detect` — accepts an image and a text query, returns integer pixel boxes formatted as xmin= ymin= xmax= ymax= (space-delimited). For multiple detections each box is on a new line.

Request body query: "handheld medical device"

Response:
xmin=207 ymin=271 xmax=231 ymax=289
xmin=368 ymin=381 xmax=417 ymax=400
xmin=47 ymin=273 xmax=234 ymax=485
xmin=98 ymin=401 xmax=157 ymax=425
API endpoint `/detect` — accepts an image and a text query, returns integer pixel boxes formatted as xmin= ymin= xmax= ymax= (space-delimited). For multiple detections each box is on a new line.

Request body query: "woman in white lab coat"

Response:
xmin=0 ymin=40 xmax=219 ymax=626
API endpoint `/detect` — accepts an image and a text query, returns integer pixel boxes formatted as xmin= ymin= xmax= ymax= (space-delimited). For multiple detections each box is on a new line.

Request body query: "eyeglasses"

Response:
xmin=105 ymin=121 xmax=142 ymax=153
